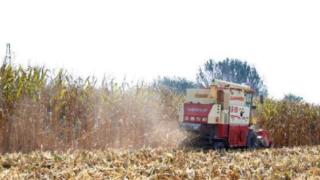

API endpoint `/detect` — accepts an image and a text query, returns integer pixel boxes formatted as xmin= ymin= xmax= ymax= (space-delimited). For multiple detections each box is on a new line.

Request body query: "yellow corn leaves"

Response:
xmin=0 ymin=64 xmax=47 ymax=107
xmin=1 ymin=146 xmax=320 ymax=179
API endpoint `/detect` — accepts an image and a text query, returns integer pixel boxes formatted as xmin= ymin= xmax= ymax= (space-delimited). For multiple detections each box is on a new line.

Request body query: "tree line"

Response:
xmin=156 ymin=58 xmax=303 ymax=102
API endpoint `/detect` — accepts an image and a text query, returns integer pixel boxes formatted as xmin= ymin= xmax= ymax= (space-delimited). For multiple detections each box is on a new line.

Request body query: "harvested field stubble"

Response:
xmin=1 ymin=146 xmax=320 ymax=179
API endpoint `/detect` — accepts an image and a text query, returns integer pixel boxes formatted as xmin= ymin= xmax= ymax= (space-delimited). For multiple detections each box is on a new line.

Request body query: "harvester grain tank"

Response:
xmin=179 ymin=79 xmax=272 ymax=148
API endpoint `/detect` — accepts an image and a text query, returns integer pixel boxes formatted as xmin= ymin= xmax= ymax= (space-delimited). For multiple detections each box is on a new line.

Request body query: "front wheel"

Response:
xmin=257 ymin=136 xmax=271 ymax=148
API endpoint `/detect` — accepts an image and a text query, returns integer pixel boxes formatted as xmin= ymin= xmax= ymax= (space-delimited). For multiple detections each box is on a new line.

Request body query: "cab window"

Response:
xmin=245 ymin=93 xmax=253 ymax=107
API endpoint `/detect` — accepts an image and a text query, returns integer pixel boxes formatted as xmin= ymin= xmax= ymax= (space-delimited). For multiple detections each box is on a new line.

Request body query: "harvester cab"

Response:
xmin=179 ymin=79 xmax=272 ymax=149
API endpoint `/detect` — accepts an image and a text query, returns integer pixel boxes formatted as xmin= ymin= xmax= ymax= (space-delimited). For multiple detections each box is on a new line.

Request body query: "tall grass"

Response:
xmin=0 ymin=63 xmax=184 ymax=153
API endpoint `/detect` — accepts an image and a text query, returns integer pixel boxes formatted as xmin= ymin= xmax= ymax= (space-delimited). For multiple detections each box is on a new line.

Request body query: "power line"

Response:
xmin=4 ymin=43 xmax=12 ymax=65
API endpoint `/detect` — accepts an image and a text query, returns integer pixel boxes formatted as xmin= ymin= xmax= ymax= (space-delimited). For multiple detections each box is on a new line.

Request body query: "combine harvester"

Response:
xmin=179 ymin=79 xmax=272 ymax=149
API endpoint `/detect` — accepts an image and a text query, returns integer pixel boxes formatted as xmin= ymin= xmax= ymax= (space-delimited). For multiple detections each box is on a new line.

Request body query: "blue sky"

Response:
xmin=0 ymin=0 xmax=320 ymax=103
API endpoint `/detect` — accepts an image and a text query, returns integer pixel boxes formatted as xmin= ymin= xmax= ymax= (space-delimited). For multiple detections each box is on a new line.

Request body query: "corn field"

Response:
xmin=258 ymin=99 xmax=320 ymax=147
xmin=1 ymin=63 xmax=320 ymax=153
xmin=0 ymin=63 xmax=184 ymax=153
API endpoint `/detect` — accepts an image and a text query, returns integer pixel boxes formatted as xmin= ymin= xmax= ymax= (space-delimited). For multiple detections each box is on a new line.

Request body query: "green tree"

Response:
xmin=283 ymin=93 xmax=303 ymax=102
xmin=155 ymin=76 xmax=197 ymax=94
xmin=196 ymin=58 xmax=267 ymax=95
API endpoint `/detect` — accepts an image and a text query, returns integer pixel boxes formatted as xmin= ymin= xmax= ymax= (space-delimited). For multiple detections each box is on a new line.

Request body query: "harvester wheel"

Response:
xmin=257 ymin=137 xmax=269 ymax=148
xmin=247 ymin=129 xmax=258 ymax=149
xmin=213 ymin=141 xmax=227 ymax=150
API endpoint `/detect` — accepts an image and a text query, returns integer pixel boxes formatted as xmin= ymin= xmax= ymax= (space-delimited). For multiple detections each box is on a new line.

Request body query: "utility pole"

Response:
xmin=4 ymin=43 xmax=12 ymax=65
